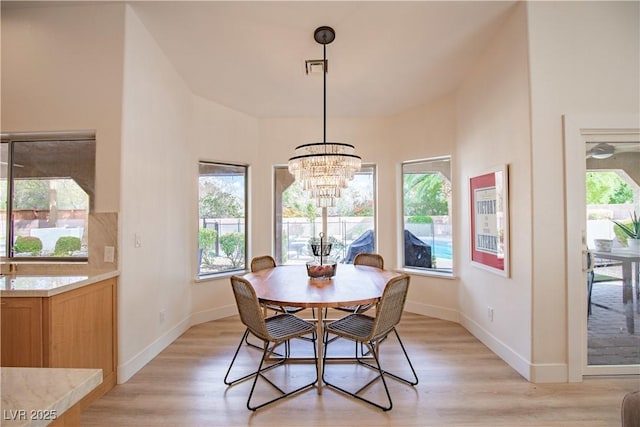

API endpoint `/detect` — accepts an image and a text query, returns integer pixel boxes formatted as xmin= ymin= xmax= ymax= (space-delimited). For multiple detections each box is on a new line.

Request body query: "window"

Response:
xmin=274 ymin=165 xmax=376 ymax=265
xmin=198 ymin=161 xmax=247 ymax=277
xmin=1 ymin=133 xmax=95 ymax=260
xmin=402 ymin=157 xmax=453 ymax=275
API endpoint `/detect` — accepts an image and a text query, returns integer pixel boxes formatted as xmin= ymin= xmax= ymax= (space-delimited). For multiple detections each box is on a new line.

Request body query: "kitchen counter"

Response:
xmin=1 ymin=367 xmax=102 ymax=427
xmin=0 ymin=270 xmax=119 ymax=297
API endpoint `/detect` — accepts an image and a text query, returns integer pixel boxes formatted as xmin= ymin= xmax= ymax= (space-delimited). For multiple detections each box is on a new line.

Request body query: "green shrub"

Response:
xmin=54 ymin=236 xmax=81 ymax=256
xmin=407 ymin=215 xmax=433 ymax=224
xmin=220 ymin=233 xmax=245 ymax=268
xmin=199 ymin=228 xmax=218 ymax=265
xmin=199 ymin=228 xmax=217 ymax=249
xmin=13 ymin=236 xmax=43 ymax=255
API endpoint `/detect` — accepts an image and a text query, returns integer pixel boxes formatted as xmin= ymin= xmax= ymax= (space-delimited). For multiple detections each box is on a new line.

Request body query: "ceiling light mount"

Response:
xmin=314 ymin=26 xmax=335 ymax=45
xmin=288 ymin=26 xmax=361 ymax=208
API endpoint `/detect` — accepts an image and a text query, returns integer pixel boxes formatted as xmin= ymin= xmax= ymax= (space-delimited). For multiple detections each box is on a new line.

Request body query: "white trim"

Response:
xmin=405 ymin=301 xmax=460 ymax=323
xmin=117 ymin=315 xmax=191 ymax=384
xmin=583 ymin=365 xmax=640 ymax=376
xmin=460 ymin=312 xmax=532 ymax=381
xmin=189 ymin=304 xmax=237 ymax=326
xmin=117 ymin=304 xmax=237 ymax=383
xmin=530 ymin=363 xmax=568 ymax=383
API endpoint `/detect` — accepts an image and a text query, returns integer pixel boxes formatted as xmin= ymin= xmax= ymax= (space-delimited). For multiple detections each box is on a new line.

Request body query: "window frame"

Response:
xmin=273 ymin=163 xmax=377 ymax=266
xmin=400 ymin=156 xmax=454 ymax=277
xmin=1 ymin=131 xmax=95 ymax=262
xmin=197 ymin=160 xmax=248 ymax=279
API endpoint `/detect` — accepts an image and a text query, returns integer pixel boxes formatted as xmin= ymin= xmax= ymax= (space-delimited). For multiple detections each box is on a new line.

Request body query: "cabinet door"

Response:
xmin=0 ymin=297 xmax=43 ymax=367
xmin=47 ymin=279 xmax=115 ymax=379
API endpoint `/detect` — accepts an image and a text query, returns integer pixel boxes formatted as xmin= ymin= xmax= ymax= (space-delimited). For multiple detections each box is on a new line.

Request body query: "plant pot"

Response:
xmin=627 ymin=238 xmax=640 ymax=251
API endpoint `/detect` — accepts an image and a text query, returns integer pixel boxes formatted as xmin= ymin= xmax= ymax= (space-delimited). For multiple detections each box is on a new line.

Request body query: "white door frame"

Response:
xmin=564 ymin=114 xmax=640 ymax=382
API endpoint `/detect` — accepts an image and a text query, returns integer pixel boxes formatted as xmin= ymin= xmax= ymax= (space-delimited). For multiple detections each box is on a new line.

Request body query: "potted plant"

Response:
xmin=612 ymin=211 xmax=640 ymax=250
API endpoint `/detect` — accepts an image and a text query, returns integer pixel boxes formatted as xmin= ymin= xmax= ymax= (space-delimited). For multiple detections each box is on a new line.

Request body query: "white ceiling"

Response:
xmin=130 ymin=1 xmax=517 ymax=118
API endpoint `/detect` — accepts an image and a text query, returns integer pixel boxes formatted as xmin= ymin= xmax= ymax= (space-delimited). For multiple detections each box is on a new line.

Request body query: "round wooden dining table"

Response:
xmin=242 ymin=263 xmax=402 ymax=393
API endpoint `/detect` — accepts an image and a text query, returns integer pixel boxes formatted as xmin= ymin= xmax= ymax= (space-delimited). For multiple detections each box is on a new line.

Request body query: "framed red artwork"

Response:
xmin=469 ymin=165 xmax=509 ymax=277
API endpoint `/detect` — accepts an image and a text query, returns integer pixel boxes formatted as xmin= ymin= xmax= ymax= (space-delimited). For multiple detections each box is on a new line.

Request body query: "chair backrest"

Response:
xmin=250 ymin=255 xmax=276 ymax=272
xmin=622 ymin=390 xmax=640 ymax=427
xmin=353 ymin=253 xmax=384 ymax=269
xmin=230 ymin=275 xmax=270 ymax=341
xmin=369 ymin=274 xmax=410 ymax=341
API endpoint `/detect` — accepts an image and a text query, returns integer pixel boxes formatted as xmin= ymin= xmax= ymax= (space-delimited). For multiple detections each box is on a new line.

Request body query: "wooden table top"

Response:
xmin=242 ymin=264 xmax=402 ymax=309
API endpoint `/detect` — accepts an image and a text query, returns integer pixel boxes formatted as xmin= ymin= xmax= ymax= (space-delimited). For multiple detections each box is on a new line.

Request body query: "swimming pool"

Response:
xmin=428 ymin=238 xmax=452 ymax=260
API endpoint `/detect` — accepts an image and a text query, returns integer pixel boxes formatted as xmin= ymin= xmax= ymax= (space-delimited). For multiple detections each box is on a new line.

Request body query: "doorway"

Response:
xmin=565 ymin=115 xmax=640 ymax=380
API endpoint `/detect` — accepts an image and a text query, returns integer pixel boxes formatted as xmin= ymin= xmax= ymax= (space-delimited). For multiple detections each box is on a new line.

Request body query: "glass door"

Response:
xmin=585 ymin=142 xmax=640 ymax=368
xmin=564 ymin=115 xmax=640 ymax=379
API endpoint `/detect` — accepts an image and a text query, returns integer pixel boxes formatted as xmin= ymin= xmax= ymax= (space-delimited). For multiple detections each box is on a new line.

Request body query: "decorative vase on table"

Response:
xmin=628 ymin=238 xmax=640 ymax=251
xmin=306 ymin=232 xmax=337 ymax=280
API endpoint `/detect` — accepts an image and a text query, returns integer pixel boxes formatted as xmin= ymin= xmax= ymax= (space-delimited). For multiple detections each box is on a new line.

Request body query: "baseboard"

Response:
xmin=460 ymin=312 xmax=532 ymax=381
xmin=530 ymin=362 xmax=568 ymax=383
xmin=190 ymin=304 xmax=237 ymax=326
xmin=405 ymin=300 xmax=460 ymax=323
xmin=405 ymin=306 xmax=568 ymax=383
xmin=117 ymin=315 xmax=191 ymax=383
xmin=117 ymin=305 xmax=237 ymax=383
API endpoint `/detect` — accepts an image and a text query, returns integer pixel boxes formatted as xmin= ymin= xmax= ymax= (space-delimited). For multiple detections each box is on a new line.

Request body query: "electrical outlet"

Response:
xmin=488 ymin=306 xmax=494 ymax=322
xmin=159 ymin=310 xmax=166 ymax=324
xmin=104 ymin=246 xmax=115 ymax=263
xmin=134 ymin=233 xmax=142 ymax=248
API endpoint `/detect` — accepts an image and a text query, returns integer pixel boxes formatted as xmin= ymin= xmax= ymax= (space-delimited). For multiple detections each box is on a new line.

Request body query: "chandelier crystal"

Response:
xmin=288 ymin=26 xmax=361 ymax=208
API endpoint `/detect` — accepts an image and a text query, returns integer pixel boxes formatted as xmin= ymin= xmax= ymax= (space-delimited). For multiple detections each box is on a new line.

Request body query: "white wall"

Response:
xmin=1 ymin=3 xmax=124 ymax=212
xmin=527 ymin=0 xmax=640 ymax=381
xmin=189 ymin=96 xmax=259 ymax=322
xmin=387 ymin=95 xmax=460 ymax=322
xmin=455 ymin=3 xmax=534 ymax=379
xmin=117 ymin=6 xmax=196 ymax=381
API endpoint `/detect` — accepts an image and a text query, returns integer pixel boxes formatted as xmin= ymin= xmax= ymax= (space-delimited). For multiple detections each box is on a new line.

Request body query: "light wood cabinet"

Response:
xmin=1 ymin=297 xmax=43 ymax=367
xmin=1 ymin=277 xmax=117 ymax=408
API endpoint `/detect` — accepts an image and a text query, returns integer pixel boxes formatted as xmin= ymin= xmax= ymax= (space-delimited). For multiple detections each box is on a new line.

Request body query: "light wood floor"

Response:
xmin=82 ymin=311 xmax=638 ymax=426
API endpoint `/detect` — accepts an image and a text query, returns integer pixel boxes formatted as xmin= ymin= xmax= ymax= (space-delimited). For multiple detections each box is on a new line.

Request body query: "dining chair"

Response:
xmin=622 ymin=390 xmax=640 ymax=427
xmin=250 ymin=255 xmax=305 ymax=315
xmin=321 ymin=274 xmax=418 ymax=411
xmin=224 ymin=275 xmax=318 ymax=411
xmin=334 ymin=253 xmax=384 ymax=315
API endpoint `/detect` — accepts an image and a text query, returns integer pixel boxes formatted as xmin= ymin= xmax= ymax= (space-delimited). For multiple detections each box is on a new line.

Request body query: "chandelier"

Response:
xmin=288 ymin=26 xmax=361 ymax=208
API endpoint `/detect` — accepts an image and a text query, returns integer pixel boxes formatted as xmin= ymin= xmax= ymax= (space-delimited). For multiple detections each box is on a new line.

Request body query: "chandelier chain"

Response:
xmin=288 ymin=26 xmax=361 ymax=207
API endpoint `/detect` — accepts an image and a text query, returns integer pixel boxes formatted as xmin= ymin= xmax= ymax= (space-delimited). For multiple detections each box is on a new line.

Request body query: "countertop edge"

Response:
xmin=1 ymin=367 xmax=103 ymax=427
xmin=0 ymin=270 xmax=120 ymax=297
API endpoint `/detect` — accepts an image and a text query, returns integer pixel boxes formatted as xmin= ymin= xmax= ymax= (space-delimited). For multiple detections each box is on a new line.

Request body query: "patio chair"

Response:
xmin=322 ymin=274 xmax=418 ymax=411
xmin=224 ymin=275 xmax=317 ymax=411
xmin=587 ymin=250 xmax=623 ymax=316
xmin=334 ymin=253 xmax=384 ymax=315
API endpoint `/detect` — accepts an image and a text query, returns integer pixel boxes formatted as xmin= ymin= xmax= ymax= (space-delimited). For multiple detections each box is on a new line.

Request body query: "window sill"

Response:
xmin=194 ymin=269 xmax=248 ymax=284
xmin=396 ymin=267 xmax=456 ymax=280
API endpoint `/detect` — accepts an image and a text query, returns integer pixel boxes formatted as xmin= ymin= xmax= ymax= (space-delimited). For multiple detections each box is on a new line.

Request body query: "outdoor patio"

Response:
xmin=587 ymin=265 xmax=640 ymax=366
